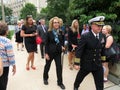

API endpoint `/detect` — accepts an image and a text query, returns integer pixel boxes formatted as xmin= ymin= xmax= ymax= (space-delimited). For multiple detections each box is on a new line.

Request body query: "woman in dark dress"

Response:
xmin=43 ymin=17 xmax=65 ymax=89
xmin=21 ymin=16 xmax=37 ymax=70
xmin=68 ymin=19 xmax=79 ymax=70
xmin=15 ymin=21 xmax=24 ymax=51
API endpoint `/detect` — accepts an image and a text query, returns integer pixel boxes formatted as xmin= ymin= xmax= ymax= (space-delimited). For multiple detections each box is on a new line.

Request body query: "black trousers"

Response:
xmin=0 ymin=67 xmax=9 ymax=90
xmin=40 ymin=42 xmax=45 ymax=57
xmin=43 ymin=53 xmax=63 ymax=85
xmin=74 ymin=67 xmax=103 ymax=90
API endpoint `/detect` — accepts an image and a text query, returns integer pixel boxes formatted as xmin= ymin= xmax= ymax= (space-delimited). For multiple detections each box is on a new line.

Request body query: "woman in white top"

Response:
xmin=102 ymin=25 xmax=113 ymax=82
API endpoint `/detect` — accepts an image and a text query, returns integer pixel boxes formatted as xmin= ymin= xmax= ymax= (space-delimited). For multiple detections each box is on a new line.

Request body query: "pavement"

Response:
xmin=7 ymin=37 xmax=120 ymax=90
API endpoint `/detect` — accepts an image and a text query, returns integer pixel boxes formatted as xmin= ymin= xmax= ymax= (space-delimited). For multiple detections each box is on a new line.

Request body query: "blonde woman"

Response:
xmin=0 ymin=58 xmax=3 ymax=76
xmin=68 ymin=19 xmax=79 ymax=70
xmin=102 ymin=25 xmax=113 ymax=82
xmin=43 ymin=17 xmax=65 ymax=89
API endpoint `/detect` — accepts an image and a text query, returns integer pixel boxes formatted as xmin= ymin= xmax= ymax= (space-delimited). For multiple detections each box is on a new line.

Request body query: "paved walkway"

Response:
xmin=7 ymin=38 xmax=120 ymax=90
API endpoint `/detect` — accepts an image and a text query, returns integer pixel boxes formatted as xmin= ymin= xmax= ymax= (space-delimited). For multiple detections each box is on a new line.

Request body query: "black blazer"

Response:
xmin=45 ymin=30 xmax=64 ymax=56
xmin=75 ymin=31 xmax=106 ymax=71
xmin=37 ymin=25 xmax=48 ymax=43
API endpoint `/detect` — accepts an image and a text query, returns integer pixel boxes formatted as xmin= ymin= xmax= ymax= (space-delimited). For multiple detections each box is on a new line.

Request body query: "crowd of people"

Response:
xmin=0 ymin=15 xmax=118 ymax=90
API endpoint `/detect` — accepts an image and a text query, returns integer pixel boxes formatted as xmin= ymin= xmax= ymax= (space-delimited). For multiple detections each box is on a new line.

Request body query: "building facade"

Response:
xmin=5 ymin=0 xmax=47 ymax=18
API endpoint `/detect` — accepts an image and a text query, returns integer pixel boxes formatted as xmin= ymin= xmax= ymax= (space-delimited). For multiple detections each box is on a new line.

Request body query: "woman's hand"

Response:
xmin=62 ymin=46 xmax=65 ymax=51
xmin=12 ymin=65 xmax=16 ymax=76
xmin=0 ymin=58 xmax=3 ymax=76
xmin=45 ymin=54 xmax=50 ymax=60
xmin=74 ymin=65 xmax=80 ymax=70
xmin=72 ymin=44 xmax=77 ymax=49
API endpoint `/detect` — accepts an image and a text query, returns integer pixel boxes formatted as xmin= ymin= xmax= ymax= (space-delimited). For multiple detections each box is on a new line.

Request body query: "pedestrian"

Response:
xmin=81 ymin=24 xmax=89 ymax=35
xmin=102 ymin=25 xmax=113 ymax=82
xmin=74 ymin=16 xmax=106 ymax=90
xmin=21 ymin=16 xmax=37 ymax=70
xmin=15 ymin=21 xmax=24 ymax=51
xmin=68 ymin=19 xmax=79 ymax=70
xmin=0 ymin=57 xmax=3 ymax=77
xmin=43 ymin=17 xmax=65 ymax=89
xmin=0 ymin=22 xmax=16 ymax=90
xmin=37 ymin=19 xmax=47 ymax=59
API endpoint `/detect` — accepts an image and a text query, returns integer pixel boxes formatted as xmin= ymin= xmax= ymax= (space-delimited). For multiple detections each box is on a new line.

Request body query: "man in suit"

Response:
xmin=37 ymin=19 xmax=48 ymax=58
xmin=74 ymin=16 xmax=106 ymax=90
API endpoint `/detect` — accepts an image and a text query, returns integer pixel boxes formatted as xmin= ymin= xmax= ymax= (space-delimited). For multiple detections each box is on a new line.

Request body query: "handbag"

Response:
xmin=36 ymin=35 xmax=42 ymax=44
xmin=105 ymin=42 xmax=120 ymax=59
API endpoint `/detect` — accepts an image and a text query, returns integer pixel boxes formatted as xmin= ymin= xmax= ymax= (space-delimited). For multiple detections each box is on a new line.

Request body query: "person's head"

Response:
xmin=40 ymin=19 xmax=45 ymax=25
xmin=71 ymin=19 xmax=79 ymax=33
xmin=88 ymin=16 xmax=105 ymax=34
xmin=20 ymin=19 xmax=24 ymax=25
xmin=48 ymin=17 xmax=61 ymax=31
xmin=0 ymin=22 xmax=8 ymax=36
xmin=17 ymin=21 xmax=21 ymax=26
xmin=25 ymin=15 xmax=33 ymax=26
xmin=33 ymin=20 xmax=36 ymax=25
xmin=102 ymin=25 xmax=112 ymax=35
xmin=83 ymin=24 xmax=87 ymax=30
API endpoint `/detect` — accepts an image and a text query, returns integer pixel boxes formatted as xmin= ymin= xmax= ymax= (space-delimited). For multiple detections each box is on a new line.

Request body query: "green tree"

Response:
xmin=0 ymin=5 xmax=12 ymax=20
xmin=42 ymin=0 xmax=69 ymax=23
xmin=67 ymin=0 xmax=119 ymax=24
xmin=20 ymin=3 xmax=37 ymax=19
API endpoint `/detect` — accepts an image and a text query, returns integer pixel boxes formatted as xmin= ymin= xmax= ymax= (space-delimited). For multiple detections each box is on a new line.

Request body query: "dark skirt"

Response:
xmin=24 ymin=37 xmax=37 ymax=53
xmin=15 ymin=31 xmax=23 ymax=43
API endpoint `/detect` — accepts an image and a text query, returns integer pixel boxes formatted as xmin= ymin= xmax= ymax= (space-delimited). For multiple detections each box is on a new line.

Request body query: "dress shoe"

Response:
xmin=44 ymin=80 xmax=48 ymax=85
xmin=42 ymin=56 xmax=44 ymax=59
xmin=74 ymin=87 xmax=78 ymax=90
xmin=31 ymin=66 xmax=36 ymax=70
xmin=58 ymin=83 xmax=65 ymax=89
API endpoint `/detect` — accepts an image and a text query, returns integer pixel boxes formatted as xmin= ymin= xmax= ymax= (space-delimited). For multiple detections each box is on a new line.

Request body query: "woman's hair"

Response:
xmin=103 ymin=25 xmax=112 ymax=34
xmin=24 ymin=16 xmax=33 ymax=27
xmin=71 ymin=19 xmax=79 ymax=33
xmin=59 ymin=18 xmax=63 ymax=27
xmin=0 ymin=22 xmax=8 ymax=36
xmin=48 ymin=16 xmax=61 ymax=31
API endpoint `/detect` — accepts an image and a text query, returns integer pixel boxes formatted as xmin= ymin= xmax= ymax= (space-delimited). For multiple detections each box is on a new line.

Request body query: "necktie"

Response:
xmin=42 ymin=25 xmax=46 ymax=33
xmin=96 ymin=34 xmax=99 ymax=42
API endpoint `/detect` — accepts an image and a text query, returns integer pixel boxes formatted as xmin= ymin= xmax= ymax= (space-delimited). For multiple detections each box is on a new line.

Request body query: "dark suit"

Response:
xmin=74 ymin=31 xmax=106 ymax=90
xmin=43 ymin=30 xmax=64 ymax=85
xmin=37 ymin=25 xmax=47 ymax=57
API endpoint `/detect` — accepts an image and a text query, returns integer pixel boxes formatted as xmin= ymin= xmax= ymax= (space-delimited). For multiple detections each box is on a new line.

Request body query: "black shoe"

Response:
xmin=44 ymin=80 xmax=48 ymax=85
xmin=42 ymin=56 xmax=44 ymax=59
xmin=58 ymin=83 xmax=65 ymax=89
xmin=74 ymin=87 xmax=78 ymax=90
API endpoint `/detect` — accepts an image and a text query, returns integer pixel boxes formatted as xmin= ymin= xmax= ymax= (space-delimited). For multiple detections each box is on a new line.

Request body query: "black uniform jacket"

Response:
xmin=75 ymin=31 xmax=106 ymax=71
xmin=45 ymin=30 xmax=64 ymax=56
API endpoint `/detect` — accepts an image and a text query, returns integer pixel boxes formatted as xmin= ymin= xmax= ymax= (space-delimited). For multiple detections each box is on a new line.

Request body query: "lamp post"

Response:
xmin=1 ymin=0 xmax=5 ymax=22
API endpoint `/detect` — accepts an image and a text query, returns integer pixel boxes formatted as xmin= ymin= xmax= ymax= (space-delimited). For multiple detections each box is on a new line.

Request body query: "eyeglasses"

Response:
xmin=53 ymin=22 xmax=59 ymax=24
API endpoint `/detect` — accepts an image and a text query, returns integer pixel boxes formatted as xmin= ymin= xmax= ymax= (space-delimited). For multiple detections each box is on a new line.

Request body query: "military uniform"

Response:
xmin=74 ymin=16 xmax=106 ymax=90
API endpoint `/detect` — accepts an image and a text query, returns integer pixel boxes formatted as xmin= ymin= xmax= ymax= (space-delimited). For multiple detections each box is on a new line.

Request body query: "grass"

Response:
xmin=7 ymin=30 xmax=14 ymax=40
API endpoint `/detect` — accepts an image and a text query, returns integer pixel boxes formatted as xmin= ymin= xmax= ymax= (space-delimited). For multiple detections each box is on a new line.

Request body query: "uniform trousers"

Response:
xmin=74 ymin=67 xmax=103 ymax=90
xmin=0 ymin=67 xmax=9 ymax=90
xmin=43 ymin=53 xmax=63 ymax=85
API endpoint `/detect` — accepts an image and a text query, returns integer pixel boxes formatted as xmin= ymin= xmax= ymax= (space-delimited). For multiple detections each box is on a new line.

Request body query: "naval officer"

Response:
xmin=74 ymin=16 xmax=106 ymax=90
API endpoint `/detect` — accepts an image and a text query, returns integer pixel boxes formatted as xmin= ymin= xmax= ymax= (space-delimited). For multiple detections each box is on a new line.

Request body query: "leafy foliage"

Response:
xmin=0 ymin=5 xmax=12 ymax=20
xmin=20 ymin=3 xmax=37 ymax=19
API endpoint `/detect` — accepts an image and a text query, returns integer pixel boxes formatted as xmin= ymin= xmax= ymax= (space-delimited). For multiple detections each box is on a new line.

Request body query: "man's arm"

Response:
xmin=74 ymin=34 xmax=86 ymax=65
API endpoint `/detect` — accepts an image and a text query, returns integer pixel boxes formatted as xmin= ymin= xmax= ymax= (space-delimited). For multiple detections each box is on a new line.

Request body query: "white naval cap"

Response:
xmin=88 ymin=16 xmax=105 ymax=25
